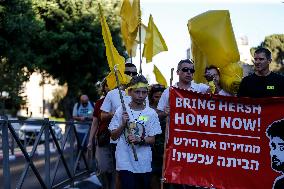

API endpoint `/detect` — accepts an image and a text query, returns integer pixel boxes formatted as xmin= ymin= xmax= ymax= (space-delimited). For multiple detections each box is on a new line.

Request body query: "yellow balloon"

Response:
xmin=188 ymin=10 xmax=243 ymax=94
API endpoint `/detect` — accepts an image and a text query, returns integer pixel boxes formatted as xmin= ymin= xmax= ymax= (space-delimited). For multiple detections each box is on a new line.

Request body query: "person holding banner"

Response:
xmin=266 ymin=118 xmax=284 ymax=189
xmin=157 ymin=59 xmax=210 ymax=189
xmin=157 ymin=59 xmax=210 ymax=118
xmin=204 ymin=65 xmax=232 ymax=96
xmin=238 ymin=47 xmax=284 ymax=97
xmin=109 ymin=75 xmax=162 ymax=189
xmin=148 ymin=84 xmax=167 ymax=189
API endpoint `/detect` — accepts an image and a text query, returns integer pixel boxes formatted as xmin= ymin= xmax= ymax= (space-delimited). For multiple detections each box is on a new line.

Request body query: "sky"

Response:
xmin=131 ymin=0 xmax=284 ymax=85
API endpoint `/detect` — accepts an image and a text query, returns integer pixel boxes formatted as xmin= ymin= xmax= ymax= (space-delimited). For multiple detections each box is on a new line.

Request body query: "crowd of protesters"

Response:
xmin=71 ymin=47 xmax=284 ymax=189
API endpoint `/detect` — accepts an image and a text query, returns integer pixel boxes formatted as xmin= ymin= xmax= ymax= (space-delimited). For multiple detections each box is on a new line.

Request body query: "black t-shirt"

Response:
xmin=238 ymin=72 xmax=284 ymax=98
xmin=274 ymin=176 xmax=284 ymax=189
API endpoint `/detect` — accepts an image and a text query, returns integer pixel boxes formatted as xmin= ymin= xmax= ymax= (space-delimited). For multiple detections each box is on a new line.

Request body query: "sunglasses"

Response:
xmin=152 ymin=84 xmax=165 ymax=89
xmin=124 ymin=71 xmax=138 ymax=76
xmin=180 ymin=67 xmax=195 ymax=74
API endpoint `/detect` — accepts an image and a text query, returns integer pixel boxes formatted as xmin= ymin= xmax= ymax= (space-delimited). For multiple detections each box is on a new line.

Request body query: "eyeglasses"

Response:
xmin=124 ymin=71 xmax=138 ymax=76
xmin=180 ymin=67 xmax=195 ymax=74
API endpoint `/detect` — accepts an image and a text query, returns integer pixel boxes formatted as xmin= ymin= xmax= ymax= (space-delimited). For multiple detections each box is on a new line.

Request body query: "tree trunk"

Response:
xmin=62 ymin=87 xmax=77 ymax=121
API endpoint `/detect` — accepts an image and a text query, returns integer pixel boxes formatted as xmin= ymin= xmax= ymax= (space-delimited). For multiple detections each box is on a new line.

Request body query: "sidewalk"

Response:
xmin=65 ymin=174 xmax=102 ymax=189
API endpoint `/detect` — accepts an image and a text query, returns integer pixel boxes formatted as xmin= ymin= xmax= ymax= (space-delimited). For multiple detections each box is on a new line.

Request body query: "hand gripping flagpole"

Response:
xmin=113 ymin=65 xmax=138 ymax=161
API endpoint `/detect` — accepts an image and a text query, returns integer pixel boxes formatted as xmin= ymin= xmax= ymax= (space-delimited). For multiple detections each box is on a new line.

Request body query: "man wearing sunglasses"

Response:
xmin=157 ymin=59 xmax=210 ymax=118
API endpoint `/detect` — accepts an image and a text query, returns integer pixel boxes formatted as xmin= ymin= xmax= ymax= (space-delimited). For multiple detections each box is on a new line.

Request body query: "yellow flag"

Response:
xmin=99 ymin=4 xmax=126 ymax=84
xmin=120 ymin=0 xmax=140 ymax=56
xmin=188 ymin=10 xmax=242 ymax=94
xmin=129 ymin=0 xmax=140 ymax=33
xmin=153 ymin=65 xmax=168 ymax=87
xmin=106 ymin=72 xmax=132 ymax=90
xmin=143 ymin=15 xmax=168 ymax=63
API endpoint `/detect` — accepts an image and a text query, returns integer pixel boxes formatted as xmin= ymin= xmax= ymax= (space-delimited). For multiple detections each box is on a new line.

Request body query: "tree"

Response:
xmin=0 ymin=0 xmax=41 ymax=115
xmin=252 ymin=34 xmax=284 ymax=73
xmin=32 ymin=0 xmax=125 ymax=120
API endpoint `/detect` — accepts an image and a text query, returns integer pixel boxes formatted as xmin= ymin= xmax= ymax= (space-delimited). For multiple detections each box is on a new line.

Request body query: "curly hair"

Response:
xmin=266 ymin=119 xmax=284 ymax=141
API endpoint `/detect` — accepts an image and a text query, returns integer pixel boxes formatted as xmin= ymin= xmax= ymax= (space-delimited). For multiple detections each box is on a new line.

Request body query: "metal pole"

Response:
xmin=69 ymin=122 xmax=75 ymax=187
xmin=2 ymin=116 xmax=11 ymax=189
xmin=44 ymin=118 xmax=51 ymax=188
xmin=42 ymin=74 xmax=45 ymax=118
xmin=138 ymin=0 xmax=142 ymax=75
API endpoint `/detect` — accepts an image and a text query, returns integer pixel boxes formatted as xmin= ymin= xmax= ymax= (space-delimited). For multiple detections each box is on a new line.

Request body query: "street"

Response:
xmin=0 ymin=143 xmax=100 ymax=189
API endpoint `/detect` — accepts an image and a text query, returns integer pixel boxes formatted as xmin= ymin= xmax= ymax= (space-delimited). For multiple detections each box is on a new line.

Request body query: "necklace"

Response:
xmin=129 ymin=102 xmax=144 ymax=122
xmin=129 ymin=108 xmax=143 ymax=122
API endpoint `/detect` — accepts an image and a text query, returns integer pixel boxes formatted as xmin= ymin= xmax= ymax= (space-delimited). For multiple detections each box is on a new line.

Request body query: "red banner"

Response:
xmin=163 ymin=87 xmax=284 ymax=189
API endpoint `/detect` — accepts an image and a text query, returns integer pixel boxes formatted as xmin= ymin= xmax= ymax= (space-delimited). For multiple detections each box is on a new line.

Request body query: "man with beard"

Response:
xmin=266 ymin=119 xmax=284 ymax=189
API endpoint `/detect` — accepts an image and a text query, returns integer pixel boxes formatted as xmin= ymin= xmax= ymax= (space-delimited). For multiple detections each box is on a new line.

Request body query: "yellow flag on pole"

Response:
xmin=120 ymin=0 xmax=140 ymax=56
xmin=99 ymin=3 xmax=127 ymax=87
xmin=143 ymin=15 xmax=168 ymax=63
xmin=106 ymin=71 xmax=131 ymax=90
xmin=153 ymin=65 xmax=168 ymax=87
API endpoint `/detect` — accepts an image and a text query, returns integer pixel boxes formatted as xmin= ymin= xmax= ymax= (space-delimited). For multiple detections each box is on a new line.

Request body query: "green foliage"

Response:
xmin=0 ymin=0 xmax=41 ymax=115
xmin=32 ymin=0 xmax=125 ymax=119
xmin=252 ymin=34 xmax=284 ymax=73
xmin=0 ymin=0 xmax=125 ymax=118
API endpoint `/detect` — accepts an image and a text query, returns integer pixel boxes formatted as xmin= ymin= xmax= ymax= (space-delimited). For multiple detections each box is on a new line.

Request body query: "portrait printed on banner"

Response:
xmin=266 ymin=118 xmax=284 ymax=189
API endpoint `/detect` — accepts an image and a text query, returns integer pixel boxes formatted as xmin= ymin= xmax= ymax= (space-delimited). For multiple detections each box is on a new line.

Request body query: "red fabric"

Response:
xmin=93 ymin=97 xmax=110 ymax=135
xmin=163 ymin=87 xmax=284 ymax=189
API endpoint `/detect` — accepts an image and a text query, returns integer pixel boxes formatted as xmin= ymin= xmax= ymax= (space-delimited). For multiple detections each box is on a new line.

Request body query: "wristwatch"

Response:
xmin=139 ymin=136 xmax=146 ymax=145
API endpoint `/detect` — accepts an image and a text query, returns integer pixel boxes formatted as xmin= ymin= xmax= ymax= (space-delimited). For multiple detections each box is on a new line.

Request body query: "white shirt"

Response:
xmin=109 ymin=104 xmax=162 ymax=173
xmin=101 ymin=88 xmax=131 ymax=143
xmin=157 ymin=81 xmax=209 ymax=111
xmin=72 ymin=102 xmax=94 ymax=133
xmin=101 ymin=88 xmax=149 ymax=143
xmin=101 ymin=88 xmax=131 ymax=114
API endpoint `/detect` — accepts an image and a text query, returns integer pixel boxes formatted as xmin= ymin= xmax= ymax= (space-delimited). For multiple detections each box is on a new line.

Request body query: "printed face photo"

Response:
xmin=270 ymin=136 xmax=284 ymax=173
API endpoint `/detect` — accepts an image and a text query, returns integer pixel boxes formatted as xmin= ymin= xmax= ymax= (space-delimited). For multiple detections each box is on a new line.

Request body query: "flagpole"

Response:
xmin=170 ymin=68 xmax=174 ymax=86
xmin=99 ymin=4 xmax=138 ymax=161
xmin=130 ymin=50 xmax=133 ymax=64
xmin=138 ymin=0 xmax=142 ymax=75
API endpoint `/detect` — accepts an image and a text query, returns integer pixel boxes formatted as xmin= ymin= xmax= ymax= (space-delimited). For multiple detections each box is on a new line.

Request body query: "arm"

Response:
xmin=87 ymin=116 xmax=98 ymax=149
xmin=110 ymin=111 xmax=129 ymax=141
xmin=72 ymin=103 xmax=84 ymax=121
xmin=128 ymin=134 xmax=155 ymax=145
xmin=73 ymin=115 xmax=85 ymax=121
xmin=157 ymin=109 xmax=169 ymax=119
xmin=128 ymin=110 xmax=161 ymax=145
xmin=157 ymin=89 xmax=169 ymax=119
xmin=101 ymin=111 xmax=114 ymax=122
